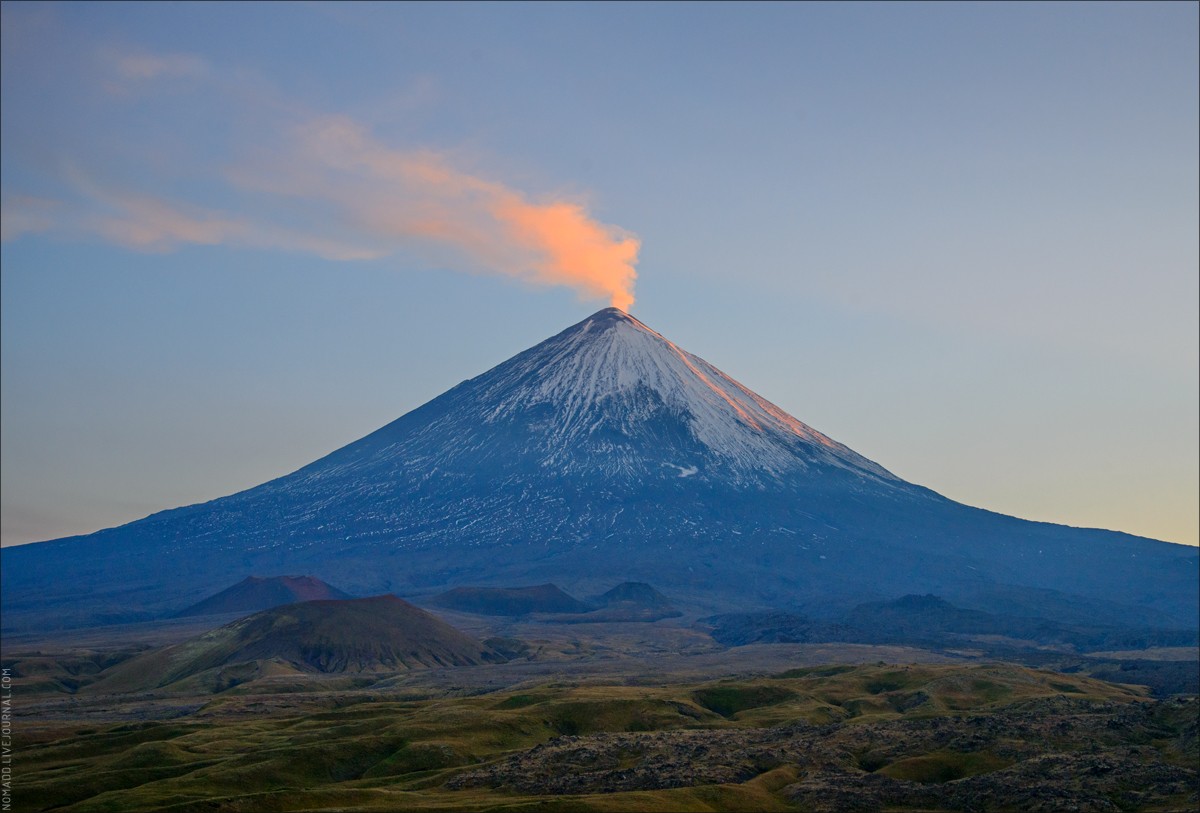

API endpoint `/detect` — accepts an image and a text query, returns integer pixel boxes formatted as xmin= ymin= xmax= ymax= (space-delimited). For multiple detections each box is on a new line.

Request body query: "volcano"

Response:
xmin=176 ymin=575 xmax=353 ymax=617
xmin=93 ymin=595 xmax=502 ymax=691
xmin=2 ymin=308 xmax=1196 ymax=630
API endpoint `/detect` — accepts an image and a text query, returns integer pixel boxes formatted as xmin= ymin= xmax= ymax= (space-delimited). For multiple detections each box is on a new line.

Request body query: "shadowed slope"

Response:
xmin=429 ymin=584 xmax=590 ymax=616
xmin=176 ymin=575 xmax=352 ymax=617
xmin=595 ymin=582 xmax=675 ymax=609
xmin=563 ymin=582 xmax=683 ymax=622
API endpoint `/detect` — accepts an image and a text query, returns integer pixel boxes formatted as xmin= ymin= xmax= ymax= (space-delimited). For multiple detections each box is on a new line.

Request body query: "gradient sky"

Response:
xmin=2 ymin=1 xmax=1197 ymax=548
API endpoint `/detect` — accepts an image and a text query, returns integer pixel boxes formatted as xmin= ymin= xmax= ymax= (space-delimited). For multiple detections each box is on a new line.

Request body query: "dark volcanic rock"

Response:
xmin=449 ymin=727 xmax=818 ymax=794
xmin=452 ymin=694 xmax=1199 ymax=810
xmin=785 ymin=752 xmax=1198 ymax=813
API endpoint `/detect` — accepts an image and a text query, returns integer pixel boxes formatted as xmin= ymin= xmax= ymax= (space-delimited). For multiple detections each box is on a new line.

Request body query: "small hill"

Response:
xmin=561 ymin=582 xmax=682 ymax=623
xmin=595 ymin=582 xmax=674 ymax=609
xmin=430 ymin=584 xmax=590 ymax=616
xmin=176 ymin=575 xmax=352 ymax=617
xmin=843 ymin=594 xmax=1002 ymax=639
xmin=93 ymin=595 xmax=502 ymax=692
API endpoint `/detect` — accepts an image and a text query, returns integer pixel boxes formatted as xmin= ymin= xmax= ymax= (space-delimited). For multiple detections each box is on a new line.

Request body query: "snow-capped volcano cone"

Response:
xmin=309 ymin=306 xmax=898 ymax=488
xmin=3 ymin=308 xmax=1196 ymax=629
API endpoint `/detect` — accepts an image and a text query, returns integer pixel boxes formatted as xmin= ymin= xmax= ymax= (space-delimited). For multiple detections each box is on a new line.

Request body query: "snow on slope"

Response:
xmin=4 ymin=306 xmax=1196 ymax=633
xmin=469 ymin=307 xmax=898 ymax=481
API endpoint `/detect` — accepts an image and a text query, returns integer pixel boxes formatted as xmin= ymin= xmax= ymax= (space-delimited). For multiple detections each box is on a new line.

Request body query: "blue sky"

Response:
xmin=2 ymin=1 xmax=1197 ymax=546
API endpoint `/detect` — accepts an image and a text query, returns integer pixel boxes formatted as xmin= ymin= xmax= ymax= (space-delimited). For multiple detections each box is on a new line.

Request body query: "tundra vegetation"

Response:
xmin=7 ymin=615 xmax=1198 ymax=813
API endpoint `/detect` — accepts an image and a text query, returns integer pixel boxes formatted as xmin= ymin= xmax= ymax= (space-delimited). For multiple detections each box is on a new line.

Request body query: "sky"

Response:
xmin=2 ymin=1 xmax=1197 ymax=548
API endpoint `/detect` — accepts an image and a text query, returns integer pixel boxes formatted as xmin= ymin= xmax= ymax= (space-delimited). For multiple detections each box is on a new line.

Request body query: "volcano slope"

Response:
xmin=2 ymin=308 xmax=1196 ymax=631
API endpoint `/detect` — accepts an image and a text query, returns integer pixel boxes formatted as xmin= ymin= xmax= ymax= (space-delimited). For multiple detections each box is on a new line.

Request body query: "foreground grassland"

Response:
xmin=14 ymin=663 xmax=1199 ymax=812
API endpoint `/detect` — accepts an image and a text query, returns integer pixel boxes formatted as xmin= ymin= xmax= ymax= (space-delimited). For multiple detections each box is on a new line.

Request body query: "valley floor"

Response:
xmin=4 ymin=617 xmax=1198 ymax=813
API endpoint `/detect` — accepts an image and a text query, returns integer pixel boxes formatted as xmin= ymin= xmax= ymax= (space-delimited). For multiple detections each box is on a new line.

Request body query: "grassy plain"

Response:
xmin=10 ymin=650 xmax=1199 ymax=812
xmin=5 ymin=612 xmax=1198 ymax=812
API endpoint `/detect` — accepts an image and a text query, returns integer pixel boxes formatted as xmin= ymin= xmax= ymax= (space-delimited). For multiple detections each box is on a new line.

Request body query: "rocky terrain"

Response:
xmin=10 ymin=654 xmax=1197 ymax=812
xmin=453 ymin=695 xmax=1199 ymax=811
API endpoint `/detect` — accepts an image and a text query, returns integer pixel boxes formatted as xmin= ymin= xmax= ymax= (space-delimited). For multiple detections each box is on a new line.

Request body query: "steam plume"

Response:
xmin=278 ymin=117 xmax=640 ymax=310
xmin=5 ymin=114 xmax=640 ymax=310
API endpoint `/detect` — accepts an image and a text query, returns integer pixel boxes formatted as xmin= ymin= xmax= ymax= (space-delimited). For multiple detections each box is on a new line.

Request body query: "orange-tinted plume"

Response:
xmin=22 ymin=114 xmax=643 ymax=310
xmin=282 ymin=117 xmax=640 ymax=310
xmin=492 ymin=199 xmax=638 ymax=311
